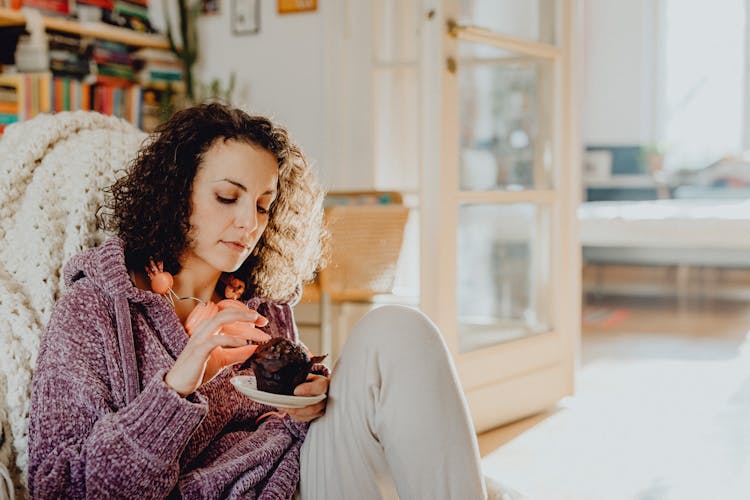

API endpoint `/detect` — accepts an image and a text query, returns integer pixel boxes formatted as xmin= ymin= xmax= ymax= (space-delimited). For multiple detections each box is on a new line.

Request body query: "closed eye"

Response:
xmin=216 ymin=195 xmax=237 ymax=204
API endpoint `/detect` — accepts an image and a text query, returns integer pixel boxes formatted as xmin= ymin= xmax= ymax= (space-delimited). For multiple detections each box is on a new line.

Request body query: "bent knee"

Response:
xmin=347 ymin=304 xmax=444 ymax=351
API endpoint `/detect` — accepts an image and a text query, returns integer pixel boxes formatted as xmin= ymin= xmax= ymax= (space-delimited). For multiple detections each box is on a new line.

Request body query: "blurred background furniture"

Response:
xmin=299 ymin=191 xmax=409 ymax=360
xmin=579 ymin=198 xmax=750 ymax=304
xmin=580 ymin=154 xmax=750 ymax=304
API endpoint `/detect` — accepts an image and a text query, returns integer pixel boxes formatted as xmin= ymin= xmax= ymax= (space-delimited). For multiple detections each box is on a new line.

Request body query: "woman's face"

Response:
xmin=183 ymin=139 xmax=279 ymax=276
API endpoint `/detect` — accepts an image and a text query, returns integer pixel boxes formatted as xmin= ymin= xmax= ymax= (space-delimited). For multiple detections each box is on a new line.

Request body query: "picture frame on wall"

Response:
xmin=278 ymin=0 xmax=316 ymax=14
xmin=232 ymin=0 xmax=259 ymax=35
xmin=200 ymin=0 xmax=220 ymax=15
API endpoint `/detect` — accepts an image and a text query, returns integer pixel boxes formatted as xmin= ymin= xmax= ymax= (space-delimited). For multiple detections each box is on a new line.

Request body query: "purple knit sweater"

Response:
xmin=29 ymin=237 xmax=310 ymax=499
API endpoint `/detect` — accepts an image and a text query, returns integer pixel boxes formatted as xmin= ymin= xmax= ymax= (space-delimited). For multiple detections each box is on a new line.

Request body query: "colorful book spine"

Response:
xmin=0 ymin=102 xmax=19 ymax=115
xmin=0 ymin=113 xmax=19 ymax=125
xmin=0 ymin=69 xmax=178 ymax=134
xmin=21 ymin=0 xmax=70 ymax=15
xmin=0 ymin=73 xmax=53 ymax=125
xmin=76 ymin=0 xmax=114 ymax=8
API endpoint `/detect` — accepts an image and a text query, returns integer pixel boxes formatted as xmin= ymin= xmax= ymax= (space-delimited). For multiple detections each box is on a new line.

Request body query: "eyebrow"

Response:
xmin=214 ymin=178 xmax=276 ymax=196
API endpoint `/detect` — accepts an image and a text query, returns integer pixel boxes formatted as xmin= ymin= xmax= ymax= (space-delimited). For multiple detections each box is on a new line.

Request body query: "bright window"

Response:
xmin=660 ymin=0 xmax=745 ymax=170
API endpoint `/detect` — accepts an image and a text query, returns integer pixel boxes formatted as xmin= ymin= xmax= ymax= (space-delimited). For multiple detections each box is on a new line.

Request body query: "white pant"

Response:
xmin=299 ymin=305 xmax=487 ymax=500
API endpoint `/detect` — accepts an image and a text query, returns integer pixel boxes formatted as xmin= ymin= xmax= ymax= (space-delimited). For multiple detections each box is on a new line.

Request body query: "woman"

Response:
xmin=28 ymin=103 xmax=486 ymax=499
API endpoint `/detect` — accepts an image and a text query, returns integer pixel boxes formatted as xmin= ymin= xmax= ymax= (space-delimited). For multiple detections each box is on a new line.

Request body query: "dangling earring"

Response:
xmin=145 ymin=259 xmax=203 ymax=308
xmin=146 ymin=260 xmax=173 ymax=295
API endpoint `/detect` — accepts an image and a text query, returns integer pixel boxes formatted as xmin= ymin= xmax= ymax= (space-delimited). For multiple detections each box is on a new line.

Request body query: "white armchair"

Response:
xmin=0 ymin=111 xmax=145 ymax=498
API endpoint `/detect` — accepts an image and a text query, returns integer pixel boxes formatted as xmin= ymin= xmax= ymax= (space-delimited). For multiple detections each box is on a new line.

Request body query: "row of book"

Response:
xmin=0 ymin=72 xmax=182 ymax=133
xmin=0 ymin=0 xmax=184 ymax=134
xmin=46 ymin=31 xmax=182 ymax=87
xmin=4 ymin=0 xmax=155 ymax=34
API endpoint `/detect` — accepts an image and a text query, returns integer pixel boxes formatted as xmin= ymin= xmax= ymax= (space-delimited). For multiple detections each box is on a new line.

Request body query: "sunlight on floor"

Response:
xmin=480 ymin=300 xmax=750 ymax=500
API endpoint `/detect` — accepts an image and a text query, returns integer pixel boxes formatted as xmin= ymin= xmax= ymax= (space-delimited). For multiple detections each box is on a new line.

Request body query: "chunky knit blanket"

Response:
xmin=0 ymin=111 xmax=146 ymax=499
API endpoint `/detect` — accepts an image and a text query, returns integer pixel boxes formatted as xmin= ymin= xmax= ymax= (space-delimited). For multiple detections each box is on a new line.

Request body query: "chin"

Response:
xmin=214 ymin=248 xmax=251 ymax=271
xmin=224 ymin=257 xmax=250 ymax=273
xmin=214 ymin=261 xmax=241 ymax=274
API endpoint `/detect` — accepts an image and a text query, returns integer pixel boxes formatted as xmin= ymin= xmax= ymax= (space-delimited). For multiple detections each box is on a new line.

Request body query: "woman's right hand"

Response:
xmin=165 ymin=307 xmax=267 ymax=397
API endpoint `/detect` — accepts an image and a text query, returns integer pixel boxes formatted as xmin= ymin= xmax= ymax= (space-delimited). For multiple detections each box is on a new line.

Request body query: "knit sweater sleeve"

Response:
xmin=28 ymin=282 xmax=207 ymax=500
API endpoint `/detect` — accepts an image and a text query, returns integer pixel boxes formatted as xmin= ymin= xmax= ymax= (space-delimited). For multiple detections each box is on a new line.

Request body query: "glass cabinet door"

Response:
xmin=420 ymin=0 xmax=581 ymax=432
xmin=458 ymin=45 xmax=555 ymax=191
xmin=459 ymin=0 xmax=558 ymax=44
xmin=457 ymin=203 xmax=552 ymax=353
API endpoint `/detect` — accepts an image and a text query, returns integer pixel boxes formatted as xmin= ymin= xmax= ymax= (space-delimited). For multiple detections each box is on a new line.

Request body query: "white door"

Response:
xmin=419 ymin=0 xmax=582 ymax=432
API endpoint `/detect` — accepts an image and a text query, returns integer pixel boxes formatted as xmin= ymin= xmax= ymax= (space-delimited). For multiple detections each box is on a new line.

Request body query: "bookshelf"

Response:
xmin=0 ymin=6 xmax=182 ymax=133
xmin=0 ymin=7 xmax=168 ymax=49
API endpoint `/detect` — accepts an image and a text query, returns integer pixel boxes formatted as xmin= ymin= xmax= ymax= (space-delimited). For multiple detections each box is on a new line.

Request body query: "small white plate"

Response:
xmin=231 ymin=375 xmax=326 ymax=409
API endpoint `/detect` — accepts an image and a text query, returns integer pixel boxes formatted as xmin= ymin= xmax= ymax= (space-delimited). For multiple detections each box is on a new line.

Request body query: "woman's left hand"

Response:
xmin=280 ymin=374 xmax=329 ymax=422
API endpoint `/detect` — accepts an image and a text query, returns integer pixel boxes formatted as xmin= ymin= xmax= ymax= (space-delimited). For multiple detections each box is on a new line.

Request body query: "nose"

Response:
xmin=235 ymin=205 xmax=258 ymax=232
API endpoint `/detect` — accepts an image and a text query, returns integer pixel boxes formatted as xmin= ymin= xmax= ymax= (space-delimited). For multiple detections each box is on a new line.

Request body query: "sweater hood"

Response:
xmin=63 ymin=237 xmax=162 ymax=307
xmin=62 ymin=237 xmax=169 ymax=404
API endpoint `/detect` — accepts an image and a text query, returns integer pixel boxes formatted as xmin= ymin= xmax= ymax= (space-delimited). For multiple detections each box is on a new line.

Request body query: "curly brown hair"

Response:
xmin=100 ymin=102 xmax=325 ymax=302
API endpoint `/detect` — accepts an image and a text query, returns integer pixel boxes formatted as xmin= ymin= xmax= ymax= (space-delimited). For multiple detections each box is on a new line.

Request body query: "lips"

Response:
xmin=222 ymin=241 xmax=249 ymax=253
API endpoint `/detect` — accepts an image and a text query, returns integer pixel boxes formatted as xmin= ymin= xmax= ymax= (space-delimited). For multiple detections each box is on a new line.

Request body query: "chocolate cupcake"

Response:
xmin=241 ymin=337 xmax=326 ymax=395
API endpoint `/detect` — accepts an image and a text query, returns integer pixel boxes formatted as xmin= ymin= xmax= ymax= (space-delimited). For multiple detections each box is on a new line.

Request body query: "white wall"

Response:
xmin=150 ymin=0 xmax=334 ymax=184
xmin=197 ymin=4 xmax=326 ymax=166
xmin=583 ymin=0 xmax=657 ymax=145
xmin=319 ymin=0 xmax=375 ymax=190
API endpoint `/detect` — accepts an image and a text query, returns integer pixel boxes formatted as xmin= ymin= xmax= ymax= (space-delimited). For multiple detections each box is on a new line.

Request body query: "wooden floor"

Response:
xmin=479 ymin=295 xmax=750 ymax=500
